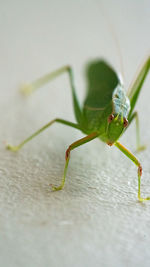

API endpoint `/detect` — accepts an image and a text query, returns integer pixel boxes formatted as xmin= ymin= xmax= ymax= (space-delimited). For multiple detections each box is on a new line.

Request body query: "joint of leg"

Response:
xmin=65 ymin=147 xmax=71 ymax=160
xmin=108 ymin=114 xmax=114 ymax=123
xmin=107 ymin=141 xmax=113 ymax=146
xmin=138 ymin=165 xmax=142 ymax=176
xmin=66 ymin=65 xmax=71 ymax=72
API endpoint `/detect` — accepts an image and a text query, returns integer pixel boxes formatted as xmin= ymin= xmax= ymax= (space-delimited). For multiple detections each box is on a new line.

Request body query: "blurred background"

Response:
xmin=0 ymin=1 xmax=150 ymax=267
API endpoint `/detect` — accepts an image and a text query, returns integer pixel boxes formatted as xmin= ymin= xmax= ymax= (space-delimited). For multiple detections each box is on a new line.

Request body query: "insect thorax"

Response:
xmin=112 ymin=83 xmax=130 ymax=118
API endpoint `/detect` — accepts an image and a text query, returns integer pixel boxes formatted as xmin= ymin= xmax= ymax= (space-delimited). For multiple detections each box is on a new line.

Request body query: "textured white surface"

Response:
xmin=0 ymin=1 xmax=150 ymax=266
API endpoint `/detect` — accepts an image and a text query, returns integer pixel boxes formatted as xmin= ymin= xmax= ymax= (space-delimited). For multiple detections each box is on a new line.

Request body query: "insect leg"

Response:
xmin=51 ymin=132 xmax=99 ymax=191
xmin=128 ymin=56 xmax=150 ymax=117
xmin=128 ymin=111 xmax=146 ymax=152
xmin=6 ymin=118 xmax=81 ymax=152
xmin=115 ymin=141 xmax=150 ymax=202
xmin=21 ymin=65 xmax=82 ymax=124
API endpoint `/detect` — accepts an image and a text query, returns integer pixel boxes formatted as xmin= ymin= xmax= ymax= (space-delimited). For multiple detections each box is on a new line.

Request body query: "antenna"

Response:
xmin=100 ymin=4 xmax=125 ymax=82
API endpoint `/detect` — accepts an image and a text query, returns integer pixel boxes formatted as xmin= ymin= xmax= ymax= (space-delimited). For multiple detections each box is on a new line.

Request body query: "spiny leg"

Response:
xmin=21 ymin=65 xmax=82 ymax=124
xmin=115 ymin=141 xmax=150 ymax=202
xmin=128 ymin=111 xmax=146 ymax=152
xmin=6 ymin=118 xmax=81 ymax=152
xmin=51 ymin=132 xmax=99 ymax=191
xmin=128 ymin=56 xmax=150 ymax=117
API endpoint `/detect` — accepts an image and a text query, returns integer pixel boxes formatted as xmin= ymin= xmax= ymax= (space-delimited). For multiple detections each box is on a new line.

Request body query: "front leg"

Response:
xmin=51 ymin=132 xmax=99 ymax=191
xmin=115 ymin=141 xmax=150 ymax=202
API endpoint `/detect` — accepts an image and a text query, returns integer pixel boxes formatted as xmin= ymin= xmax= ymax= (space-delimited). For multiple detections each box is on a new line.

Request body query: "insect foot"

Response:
xmin=6 ymin=144 xmax=20 ymax=152
xmin=51 ymin=184 xmax=64 ymax=191
xmin=20 ymin=83 xmax=34 ymax=95
xmin=138 ymin=165 xmax=150 ymax=202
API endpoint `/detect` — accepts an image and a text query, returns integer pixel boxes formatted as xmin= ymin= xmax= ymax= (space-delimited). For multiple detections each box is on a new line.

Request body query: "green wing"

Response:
xmin=84 ymin=60 xmax=119 ymax=109
xmin=81 ymin=60 xmax=119 ymax=133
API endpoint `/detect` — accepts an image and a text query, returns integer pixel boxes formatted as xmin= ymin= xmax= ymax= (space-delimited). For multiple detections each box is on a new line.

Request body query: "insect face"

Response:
xmin=107 ymin=113 xmax=127 ymax=144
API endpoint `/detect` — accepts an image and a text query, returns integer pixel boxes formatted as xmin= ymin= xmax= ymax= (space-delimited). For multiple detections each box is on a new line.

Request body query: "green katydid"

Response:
xmin=6 ymin=57 xmax=150 ymax=202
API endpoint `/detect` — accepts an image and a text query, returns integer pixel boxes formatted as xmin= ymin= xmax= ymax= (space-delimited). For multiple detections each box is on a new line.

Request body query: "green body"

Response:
xmin=7 ymin=56 xmax=150 ymax=201
xmin=80 ymin=60 xmax=130 ymax=144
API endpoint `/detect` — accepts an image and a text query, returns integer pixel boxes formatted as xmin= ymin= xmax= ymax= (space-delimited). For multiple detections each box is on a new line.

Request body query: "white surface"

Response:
xmin=0 ymin=1 xmax=150 ymax=266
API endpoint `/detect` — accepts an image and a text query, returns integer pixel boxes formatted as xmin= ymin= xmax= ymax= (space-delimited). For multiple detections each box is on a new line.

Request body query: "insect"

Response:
xmin=6 ymin=57 xmax=150 ymax=201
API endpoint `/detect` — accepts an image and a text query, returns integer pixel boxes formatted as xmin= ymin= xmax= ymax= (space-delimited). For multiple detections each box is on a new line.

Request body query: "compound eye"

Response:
xmin=108 ymin=114 xmax=114 ymax=123
xmin=123 ymin=118 xmax=128 ymax=128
